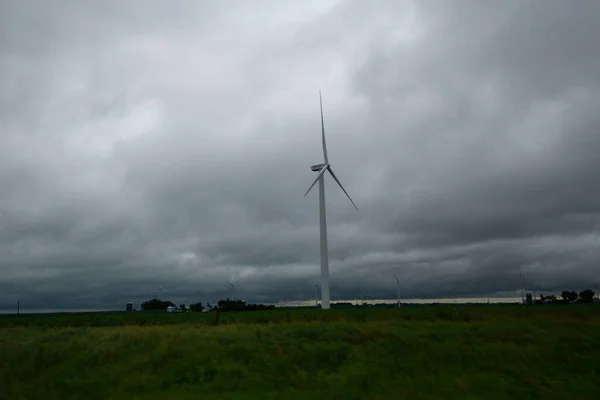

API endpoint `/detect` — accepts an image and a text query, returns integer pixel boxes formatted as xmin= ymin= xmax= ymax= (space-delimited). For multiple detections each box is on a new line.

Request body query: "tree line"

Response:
xmin=139 ymin=298 xmax=275 ymax=312
xmin=534 ymin=289 xmax=596 ymax=304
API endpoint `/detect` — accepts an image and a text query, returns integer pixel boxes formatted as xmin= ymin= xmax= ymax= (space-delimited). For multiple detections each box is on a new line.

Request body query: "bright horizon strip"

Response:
xmin=0 ymin=297 xmax=525 ymax=314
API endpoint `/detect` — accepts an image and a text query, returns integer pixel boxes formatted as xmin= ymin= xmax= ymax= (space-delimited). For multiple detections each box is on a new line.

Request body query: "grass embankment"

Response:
xmin=1 ymin=305 xmax=599 ymax=399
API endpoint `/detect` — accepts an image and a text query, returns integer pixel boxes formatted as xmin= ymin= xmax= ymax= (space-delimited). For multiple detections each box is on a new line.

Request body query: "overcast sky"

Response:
xmin=1 ymin=0 xmax=600 ymax=310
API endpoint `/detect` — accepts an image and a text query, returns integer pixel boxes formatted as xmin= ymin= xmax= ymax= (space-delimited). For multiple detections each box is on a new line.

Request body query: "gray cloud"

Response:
xmin=1 ymin=0 xmax=600 ymax=311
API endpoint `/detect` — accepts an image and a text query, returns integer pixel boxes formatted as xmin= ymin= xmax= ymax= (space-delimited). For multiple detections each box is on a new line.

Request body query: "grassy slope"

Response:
xmin=1 ymin=306 xmax=599 ymax=400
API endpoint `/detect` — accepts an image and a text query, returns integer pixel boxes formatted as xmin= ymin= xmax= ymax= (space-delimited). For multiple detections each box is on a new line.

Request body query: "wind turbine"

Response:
xmin=313 ymin=283 xmax=320 ymax=308
xmin=304 ymin=91 xmax=359 ymax=310
xmin=394 ymin=275 xmax=401 ymax=308
xmin=226 ymin=277 xmax=240 ymax=300
xmin=519 ymin=269 xmax=525 ymax=305
xmin=296 ymin=291 xmax=303 ymax=307
xmin=156 ymin=285 xmax=163 ymax=300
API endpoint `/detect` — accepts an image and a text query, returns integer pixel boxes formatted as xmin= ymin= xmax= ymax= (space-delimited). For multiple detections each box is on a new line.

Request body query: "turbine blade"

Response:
xmin=319 ymin=90 xmax=329 ymax=164
xmin=327 ymin=167 xmax=359 ymax=211
xmin=303 ymin=165 xmax=329 ymax=197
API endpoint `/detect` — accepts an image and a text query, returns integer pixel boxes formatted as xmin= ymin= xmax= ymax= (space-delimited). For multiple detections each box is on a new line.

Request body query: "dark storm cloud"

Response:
xmin=1 ymin=0 xmax=600 ymax=311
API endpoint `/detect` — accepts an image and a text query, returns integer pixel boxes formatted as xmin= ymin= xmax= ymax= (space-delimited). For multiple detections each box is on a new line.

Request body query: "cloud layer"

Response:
xmin=1 ymin=0 xmax=600 ymax=310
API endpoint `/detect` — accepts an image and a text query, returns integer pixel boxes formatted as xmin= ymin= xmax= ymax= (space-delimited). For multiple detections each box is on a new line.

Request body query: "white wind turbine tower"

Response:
xmin=156 ymin=285 xmax=163 ymax=300
xmin=394 ymin=276 xmax=401 ymax=308
xmin=304 ymin=91 xmax=359 ymax=310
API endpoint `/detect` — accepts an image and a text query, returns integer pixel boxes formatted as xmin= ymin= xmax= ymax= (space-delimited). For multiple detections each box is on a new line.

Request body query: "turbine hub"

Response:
xmin=310 ymin=163 xmax=327 ymax=172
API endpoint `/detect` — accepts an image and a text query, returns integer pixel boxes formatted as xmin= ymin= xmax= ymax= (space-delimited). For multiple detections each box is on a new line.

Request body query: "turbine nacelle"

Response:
xmin=311 ymin=163 xmax=328 ymax=172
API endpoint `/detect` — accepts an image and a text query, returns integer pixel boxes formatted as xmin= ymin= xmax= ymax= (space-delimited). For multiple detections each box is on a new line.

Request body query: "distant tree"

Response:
xmin=569 ymin=291 xmax=578 ymax=302
xmin=179 ymin=304 xmax=188 ymax=312
xmin=578 ymin=289 xmax=596 ymax=303
xmin=561 ymin=291 xmax=570 ymax=301
xmin=189 ymin=302 xmax=204 ymax=312
xmin=141 ymin=298 xmax=175 ymax=311
xmin=218 ymin=298 xmax=246 ymax=312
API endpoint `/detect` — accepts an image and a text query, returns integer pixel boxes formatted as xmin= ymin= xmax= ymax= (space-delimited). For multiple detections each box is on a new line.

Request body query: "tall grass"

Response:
xmin=1 ymin=305 xmax=599 ymax=399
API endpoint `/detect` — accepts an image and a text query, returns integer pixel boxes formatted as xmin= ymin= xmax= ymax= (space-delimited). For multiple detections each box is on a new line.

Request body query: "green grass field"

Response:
xmin=1 ymin=305 xmax=599 ymax=399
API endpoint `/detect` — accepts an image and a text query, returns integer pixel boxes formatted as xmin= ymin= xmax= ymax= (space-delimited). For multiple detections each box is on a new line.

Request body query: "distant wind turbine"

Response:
xmin=519 ymin=269 xmax=525 ymax=305
xmin=394 ymin=275 xmax=401 ymax=308
xmin=313 ymin=283 xmax=320 ymax=308
xmin=226 ymin=276 xmax=240 ymax=300
xmin=304 ymin=90 xmax=359 ymax=310
xmin=156 ymin=285 xmax=163 ymax=300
